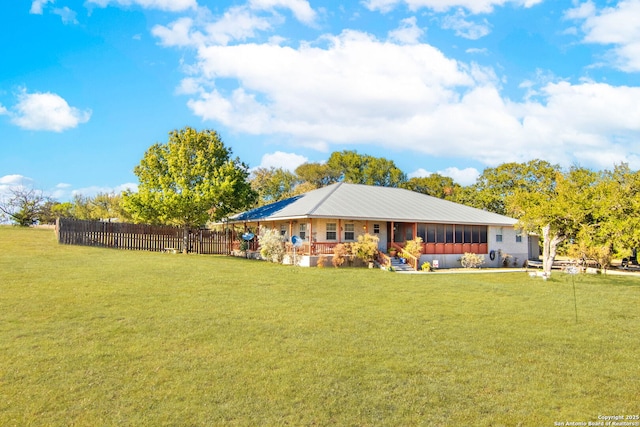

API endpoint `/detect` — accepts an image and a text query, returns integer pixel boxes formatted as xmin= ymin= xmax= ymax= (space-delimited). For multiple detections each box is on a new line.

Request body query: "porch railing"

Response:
xmin=284 ymin=242 xmax=338 ymax=255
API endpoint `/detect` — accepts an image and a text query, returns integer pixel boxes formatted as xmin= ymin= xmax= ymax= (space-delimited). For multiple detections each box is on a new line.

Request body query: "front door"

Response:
xmin=387 ymin=222 xmax=414 ymax=244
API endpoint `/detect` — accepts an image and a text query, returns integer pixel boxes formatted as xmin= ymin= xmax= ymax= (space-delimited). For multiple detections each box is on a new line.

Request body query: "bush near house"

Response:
xmin=403 ymin=236 xmax=423 ymax=259
xmin=331 ymin=243 xmax=349 ymax=267
xmin=459 ymin=252 xmax=485 ymax=268
xmin=258 ymin=227 xmax=285 ymax=263
xmin=352 ymin=233 xmax=379 ymax=264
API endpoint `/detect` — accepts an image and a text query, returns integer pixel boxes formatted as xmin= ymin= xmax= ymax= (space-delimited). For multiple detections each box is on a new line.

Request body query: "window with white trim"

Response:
xmin=326 ymin=223 xmax=337 ymax=240
xmin=344 ymin=223 xmax=355 ymax=241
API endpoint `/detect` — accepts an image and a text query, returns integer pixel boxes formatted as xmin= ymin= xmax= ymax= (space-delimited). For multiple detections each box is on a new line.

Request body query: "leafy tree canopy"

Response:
xmin=326 ymin=150 xmax=407 ymax=187
xmin=401 ymin=174 xmax=460 ymax=200
xmin=456 ymin=160 xmax=559 ymax=215
xmin=294 ymin=162 xmax=341 ymax=189
xmin=508 ymin=166 xmax=599 ymax=275
xmin=250 ymin=167 xmax=299 ymax=206
xmin=123 ymin=127 xmax=256 ymax=227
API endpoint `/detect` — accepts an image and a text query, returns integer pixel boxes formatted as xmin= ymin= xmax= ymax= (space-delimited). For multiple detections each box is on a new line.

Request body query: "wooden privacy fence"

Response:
xmin=55 ymin=218 xmax=248 ymax=254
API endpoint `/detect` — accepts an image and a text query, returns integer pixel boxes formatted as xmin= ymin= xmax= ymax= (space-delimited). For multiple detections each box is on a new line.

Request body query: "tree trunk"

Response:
xmin=541 ymin=224 xmax=566 ymax=277
xmin=182 ymin=226 xmax=189 ymax=254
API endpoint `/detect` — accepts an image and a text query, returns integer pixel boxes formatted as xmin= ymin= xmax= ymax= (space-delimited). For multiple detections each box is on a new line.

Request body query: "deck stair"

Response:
xmin=389 ymin=256 xmax=415 ymax=272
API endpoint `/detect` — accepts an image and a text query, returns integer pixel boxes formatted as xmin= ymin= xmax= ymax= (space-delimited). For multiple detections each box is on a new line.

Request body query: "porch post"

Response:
xmin=309 ymin=219 xmax=313 ymax=256
xmin=414 ymin=222 xmax=418 ymax=239
xmin=390 ymin=221 xmax=395 ymax=246
xmin=338 ymin=219 xmax=342 ymax=243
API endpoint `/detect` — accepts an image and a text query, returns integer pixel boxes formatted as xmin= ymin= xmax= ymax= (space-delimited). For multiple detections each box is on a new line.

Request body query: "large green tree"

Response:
xmin=456 ymin=160 xmax=560 ymax=215
xmin=401 ymin=174 xmax=460 ymax=200
xmin=594 ymin=164 xmax=640 ymax=254
xmin=123 ymin=127 xmax=256 ymax=251
xmin=508 ymin=166 xmax=599 ymax=276
xmin=250 ymin=167 xmax=299 ymax=206
xmin=69 ymin=192 xmax=132 ymax=222
xmin=294 ymin=162 xmax=341 ymax=189
xmin=326 ymin=150 xmax=407 ymax=187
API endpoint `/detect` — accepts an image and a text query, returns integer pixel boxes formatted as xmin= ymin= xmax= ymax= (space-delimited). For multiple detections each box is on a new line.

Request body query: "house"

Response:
xmin=228 ymin=182 xmax=537 ymax=268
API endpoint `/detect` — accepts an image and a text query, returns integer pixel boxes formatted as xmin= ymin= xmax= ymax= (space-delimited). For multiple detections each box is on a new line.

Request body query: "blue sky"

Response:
xmin=1 ymin=0 xmax=639 ymax=201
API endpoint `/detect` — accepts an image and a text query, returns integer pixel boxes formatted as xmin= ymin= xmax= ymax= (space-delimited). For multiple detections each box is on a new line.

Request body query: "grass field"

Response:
xmin=1 ymin=226 xmax=638 ymax=426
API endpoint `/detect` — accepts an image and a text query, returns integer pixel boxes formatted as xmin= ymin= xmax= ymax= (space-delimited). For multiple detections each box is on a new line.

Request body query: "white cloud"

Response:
xmin=408 ymin=167 xmax=479 ymax=185
xmin=249 ymin=0 xmax=317 ymax=25
xmin=408 ymin=168 xmax=431 ymax=178
xmin=565 ymin=0 xmax=640 ymax=72
xmin=86 ymin=0 xmax=196 ymax=12
xmin=10 ymin=90 xmax=91 ymax=132
xmin=388 ymin=17 xmax=424 ymax=44
xmin=52 ymin=6 xmax=79 ymax=24
xmin=441 ymin=9 xmax=491 ymax=39
xmin=0 ymin=175 xmax=35 ymax=204
xmin=0 ymin=103 xmax=8 ymax=115
xmin=0 ymin=174 xmax=32 ymax=186
xmin=363 ymin=0 xmax=543 ymax=14
xmin=30 ymin=0 xmax=54 ymax=14
xmin=152 ymin=1 xmax=317 ymax=48
xmin=153 ymin=7 xmax=274 ymax=47
xmin=439 ymin=167 xmax=479 ymax=186
xmin=49 ymin=183 xmax=72 ymax=200
xmin=177 ymin=27 xmax=640 ymax=171
xmin=186 ymin=30 xmax=472 ymax=136
xmin=257 ymin=151 xmax=309 ymax=171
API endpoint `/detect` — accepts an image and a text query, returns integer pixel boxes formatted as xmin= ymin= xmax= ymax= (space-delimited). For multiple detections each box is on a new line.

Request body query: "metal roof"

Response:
xmin=230 ymin=182 xmax=517 ymax=226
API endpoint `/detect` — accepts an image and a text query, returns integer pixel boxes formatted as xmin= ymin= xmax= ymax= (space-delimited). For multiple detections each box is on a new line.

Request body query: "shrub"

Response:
xmin=258 ymin=227 xmax=285 ymax=263
xmin=352 ymin=233 xmax=379 ymax=263
xmin=332 ymin=244 xmax=348 ymax=268
xmin=459 ymin=252 xmax=485 ymax=268
xmin=421 ymin=261 xmax=432 ymax=272
xmin=403 ymin=237 xmax=423 ymax=259
xmin=501 ymin=252 xmax=512 ymax=267
xmin=317 ymin=254 xmax=327 ymax=268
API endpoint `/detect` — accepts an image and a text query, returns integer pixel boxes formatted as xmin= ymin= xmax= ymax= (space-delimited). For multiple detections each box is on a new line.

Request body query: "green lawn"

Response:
xmin=1 ymin=227 xmax=638 ymax=426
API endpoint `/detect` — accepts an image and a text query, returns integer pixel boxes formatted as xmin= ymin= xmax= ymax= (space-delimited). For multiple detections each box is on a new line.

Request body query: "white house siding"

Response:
xmin=487 ymin=226 xmax=529 ymax=267
xmin=308 ymin=219 xmax=387 ymax=250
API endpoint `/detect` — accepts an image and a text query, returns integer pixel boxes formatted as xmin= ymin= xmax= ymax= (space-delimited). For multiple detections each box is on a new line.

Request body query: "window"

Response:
xmin=445 ymin=225 xmax=454 ymax=243
xmin=405 ymin=226 xmax=413 ymax=241
xmin=422 ymin=223 xmax=487 ymax=244
xmin=464 ymin=225 xmax=473 ymax=243
xmin=479 ymin=226 xmax=488 ymax=244
xmin=516 ymin=230 xmax=522 ymax=243
xmin=455 ymin=226 xmax=463 ymax=243
xmin=496 ymin=228 xmax=503 ymax=243
xmin=280 ymin=224 xmax=287 ymax=237
xmin=426 ymin=224 xmax=436 ymax=243
xmin=373 ymin=224 xmax=380 ymax=234
xmin=326 ymin=223 xmax=337 ymax=240
xmin=299 ymin=223 xmax=307 ymax=240
xmin=344 ymin=223 xmax=355 ymax=241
